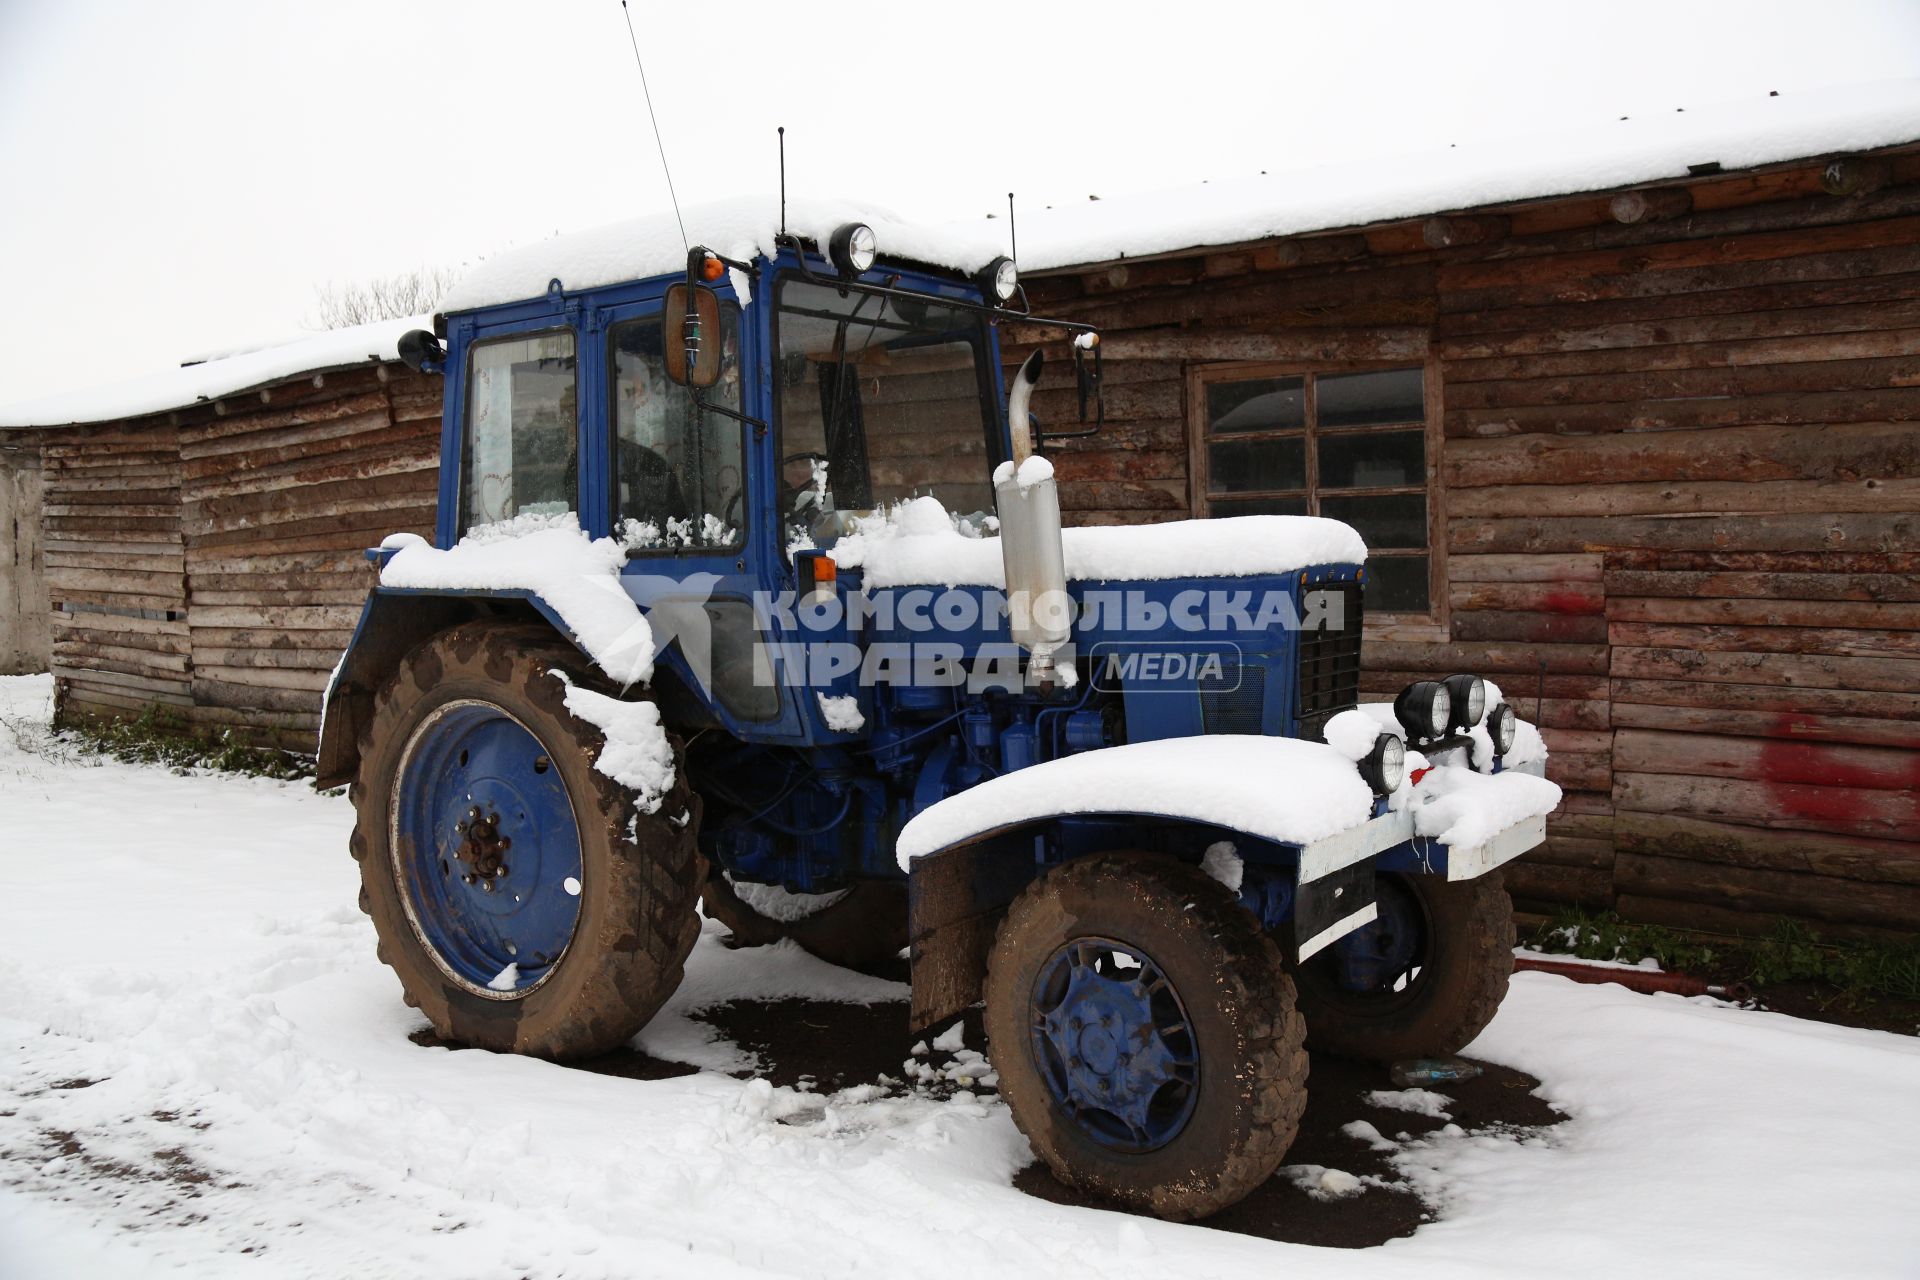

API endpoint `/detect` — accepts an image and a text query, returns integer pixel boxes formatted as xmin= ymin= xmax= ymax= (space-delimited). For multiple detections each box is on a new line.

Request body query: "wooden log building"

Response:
xmin=0 ymin=92 xmax=1915 ymax=941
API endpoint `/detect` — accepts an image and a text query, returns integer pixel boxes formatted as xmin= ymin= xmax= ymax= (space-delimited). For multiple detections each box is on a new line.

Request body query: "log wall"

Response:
xmin=42 ymin=422 xmax=192 ymax=719
xmin=1018 ymin=146 xmax=1920 ymax=939
xmin=178 ymin=364 xmax=442 ymax=750
xmin=33 ymin=362 xmax=442 ymax=752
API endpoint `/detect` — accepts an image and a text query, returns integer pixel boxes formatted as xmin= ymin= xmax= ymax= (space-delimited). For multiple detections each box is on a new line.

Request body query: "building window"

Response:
xmin=1194 ymin=365 xmax=1434 ymax=615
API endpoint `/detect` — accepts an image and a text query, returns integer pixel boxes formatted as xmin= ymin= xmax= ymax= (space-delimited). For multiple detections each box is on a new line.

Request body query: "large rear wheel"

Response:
xmin=350 ymin=622 xmax=702 ymax=1059
xmin=1291 ymin=870 xmax=1514 ymax=1063
xmin=985 ymin=853 xmax=1308 ymax=1220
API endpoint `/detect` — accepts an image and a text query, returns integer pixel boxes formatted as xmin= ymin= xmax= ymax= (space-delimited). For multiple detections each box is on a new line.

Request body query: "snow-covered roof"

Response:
xmin=440 ymin=196 xmax=1004 ymax=314
xmin=1006 ymin=78 xmax=1920 ymax=272
xmin=0 ymin=314 xmax=429 ymax=431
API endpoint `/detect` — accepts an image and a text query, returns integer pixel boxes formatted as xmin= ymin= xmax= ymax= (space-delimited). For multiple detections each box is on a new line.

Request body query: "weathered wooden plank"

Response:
xmin=1608 ymin=700 xmax=1920 ymax=751
xmin=189 ymin=626 xmax=354 ymax=652
xmin=1447 ymin=353 xmax=1920 ymax=413
xmin=1502 ymin=862 xmax=1613 ymax=910
xmin=1602 ymin=568 xmax=1920 ymax=603
xmin=1606 ymin=596 xmax=1920 ymax=629
xmin=191 ymin=661 xmax=334 ymax=689
xmin=1545 ymin=752 xmax=1612 ymax=794
xmin=1610 ymin=647 xmax=1920 ymax=694
xmin=1364 ymin=639 xmax=1611 ymax=676
xmin=191 ymin=647 xmax=344 ymax=671
xmin=1445 ymin=325 xmax=1920 ymax=384
xmin=1615 ymin=810 xmax=1920 ymax=886
xmin=1615 ymin=727 xmax=1919 ymax=790
xmin=58 ymin=682 xmax=194 ymax=712
xmin=1436 ymin=265 xmax=1920 ymax=343
xmin=190 ymin=675 xmax=324 ymax=714
xmin=1613 ymin=770 xmax=1919 ymax=841
xmin=1450 ymin=580 xmax=1605 ymax=614
xmin=1450 ymin=511 xmax=1917 ymax=555
xmin=1446 ymin=386 xmax=1920 ymax=438
xmin=1446 ymin=553 xmax=1605 ymax=584
xmin=1444 ymin=420 xmax=1919 ymax=489
xmin=50 ymin=664 xmax=191 ymax=697
xmin=1609 ymin=621 xmax=1920 ymax=659
xmin=1614 ymin=852 xmax=1920 ymax=931
xmin=189 ymin=604 xmax=363 ymax=630
xmin=1608 ymin=675 xmax=1920 ymax=721
xmin=1451 ymin=609 xmax=1609 ymax=645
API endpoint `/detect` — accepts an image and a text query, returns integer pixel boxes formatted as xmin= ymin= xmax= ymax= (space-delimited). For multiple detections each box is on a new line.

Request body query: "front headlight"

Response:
xmin=1394 ymin=680 xmax=1451 ymax=741
xmin=830 ymin=222 xmax=877 ymax=275
xmin=978 ymin=255 xmax=1018 ymax=302
xmin=1359 ymin=733 xmax=1405 ymax=795
xmin=1488 ymin=703 xmax=1517 ymax=755
xmin=1444 ymin=673 xmax=1487 ymax=730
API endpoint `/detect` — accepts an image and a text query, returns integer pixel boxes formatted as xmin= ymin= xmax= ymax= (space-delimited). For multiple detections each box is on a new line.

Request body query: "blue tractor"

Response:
xmin=316 ymin=200 xmax=1555 ymax=1220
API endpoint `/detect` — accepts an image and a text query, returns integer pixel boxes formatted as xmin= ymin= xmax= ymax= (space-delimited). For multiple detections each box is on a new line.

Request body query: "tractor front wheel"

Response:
xmin=350 ymin=622 xmax=703 ymax=1060
xmin=984 ymin=852 xmax=1308 ymax=1221
xmin=1290 ymin=870 xmax=1514 ymax=1063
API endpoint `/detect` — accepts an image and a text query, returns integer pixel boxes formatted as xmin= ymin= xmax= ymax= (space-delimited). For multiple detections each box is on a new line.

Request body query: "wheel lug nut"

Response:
xmin=481 ymin=881 xmax=495 ymax=894
xmin=496 ymin=865 xmax=509 ymax=878
xmin=462 ymin=874 xmax=475 ymax=885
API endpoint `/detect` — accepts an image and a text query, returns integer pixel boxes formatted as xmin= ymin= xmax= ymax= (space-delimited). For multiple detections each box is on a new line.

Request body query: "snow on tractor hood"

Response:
xmin=829 ymin=495 xmax=1367 ymax=589
xmin=894 ymin=729 xmax=1559 ymax=868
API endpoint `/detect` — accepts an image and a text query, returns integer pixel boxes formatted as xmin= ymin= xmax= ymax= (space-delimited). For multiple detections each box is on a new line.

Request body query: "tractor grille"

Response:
xmin=1200 ymin=662 xmax=1265 ymax=735
xmin=1296 ymin=581 xmax=1363 ymax=741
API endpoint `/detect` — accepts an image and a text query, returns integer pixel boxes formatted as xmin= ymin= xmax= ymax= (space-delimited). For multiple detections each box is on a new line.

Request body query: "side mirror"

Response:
xmin=396 ymin=329 xmax=445 ymax=374
xmin=664 ymin=283 xmax=723 ymax=388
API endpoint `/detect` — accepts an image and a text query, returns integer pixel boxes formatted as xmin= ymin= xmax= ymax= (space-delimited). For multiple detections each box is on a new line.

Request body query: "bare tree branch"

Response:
xmin=310 ymin=266 xmax=459 ymax=329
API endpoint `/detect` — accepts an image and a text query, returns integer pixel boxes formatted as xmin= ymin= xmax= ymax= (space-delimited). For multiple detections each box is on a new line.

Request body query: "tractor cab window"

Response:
xmin=609 ymin=307 xmax=744 ymax=552
xmin=774 ymin=278 xmax=997 ymax=553
xmin=462 ymin=330 xmax=577 ymax=533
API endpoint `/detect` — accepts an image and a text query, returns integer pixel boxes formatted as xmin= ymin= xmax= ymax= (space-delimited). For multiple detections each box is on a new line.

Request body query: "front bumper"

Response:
xmin=1291 ymin=756 xmax=1549 ymax=959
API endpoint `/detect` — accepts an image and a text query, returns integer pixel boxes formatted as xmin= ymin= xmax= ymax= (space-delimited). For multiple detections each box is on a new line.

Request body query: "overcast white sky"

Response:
xmin=3 ymin=0 xmax=1918 ymax=403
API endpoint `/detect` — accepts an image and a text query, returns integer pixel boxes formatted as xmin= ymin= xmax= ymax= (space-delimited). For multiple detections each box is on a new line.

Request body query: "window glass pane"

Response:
xmin=463 ymin=331 xmax=576 ymax=531
xmin=1365 ymin=555 xmax=1430 ymax=612
xmin=1320 ymin=493 xmax=1427 ymax=549
xmin=1317 ymin=368 xmax=1424 ymax=428
xmin=777 ymin=279 xmax=994 ymax=550
xmin=1206 ymin=377 xmax=1304 ymax=434
xmin=1209 ymin=437 xmax=1305 ymax=493
xmin=1208 ymin=494 xmax=1308 ymax=518
xmin=611 ymin=310 xmax=744 ymax=551
xmin=1318 ymin=429 xmax=1425 ymax=489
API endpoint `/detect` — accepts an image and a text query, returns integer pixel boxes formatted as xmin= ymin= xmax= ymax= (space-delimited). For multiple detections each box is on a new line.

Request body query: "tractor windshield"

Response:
xmin=774 ymin=277 xmax=999 ymax=550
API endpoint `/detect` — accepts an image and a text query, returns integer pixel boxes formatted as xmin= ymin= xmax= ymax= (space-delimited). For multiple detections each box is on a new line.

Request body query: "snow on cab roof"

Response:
xmin=1005 ymin=78 xmax=1920 ymax=272
xmin=0 ymin=314 xmax=430 ymax=431
xmin=439 ymin=195 xmax=1005 ymax=314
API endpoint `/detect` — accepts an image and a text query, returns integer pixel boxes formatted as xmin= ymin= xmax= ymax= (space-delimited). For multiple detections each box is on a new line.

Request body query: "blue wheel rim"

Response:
xmin=1028 ymin=937 xmax=1200 ymax=1153
xmin=391 ymin=700 xmax=584 ymax=998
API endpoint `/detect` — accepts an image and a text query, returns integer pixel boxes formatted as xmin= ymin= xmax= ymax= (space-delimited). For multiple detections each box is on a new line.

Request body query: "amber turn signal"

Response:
xmin=700 ymin=255 xmax=726 ymax=282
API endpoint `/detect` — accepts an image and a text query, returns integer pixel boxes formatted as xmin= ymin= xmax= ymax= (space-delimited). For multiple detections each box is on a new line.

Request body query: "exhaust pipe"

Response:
xmin=996 ymin=351 xmax=1071 ymax=686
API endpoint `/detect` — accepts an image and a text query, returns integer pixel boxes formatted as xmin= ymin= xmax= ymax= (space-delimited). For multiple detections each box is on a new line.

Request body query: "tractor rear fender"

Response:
xmin=314 ymin=588 xmax=590 ymax=790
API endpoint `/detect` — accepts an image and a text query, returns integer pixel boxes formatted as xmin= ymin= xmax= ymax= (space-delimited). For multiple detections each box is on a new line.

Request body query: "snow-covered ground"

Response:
xmin=1 ymin=672 xmax=1916 ymax=1278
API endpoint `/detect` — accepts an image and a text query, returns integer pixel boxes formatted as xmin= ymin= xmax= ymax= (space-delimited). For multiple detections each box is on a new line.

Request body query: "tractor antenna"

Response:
xmin=619 ymin=0 xmax=688 ymax=253
xmin=779 ymin=126 xmax=788 ymax=237
xmin=1007 ymin=191 xmax=1018 ymax=266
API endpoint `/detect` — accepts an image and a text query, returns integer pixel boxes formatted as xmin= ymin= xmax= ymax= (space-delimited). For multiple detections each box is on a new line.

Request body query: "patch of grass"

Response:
xmin=63 ymin=706 xmax=311 ymax=781
xmin=1529 ymin=907 xmax=1920 ymax=1005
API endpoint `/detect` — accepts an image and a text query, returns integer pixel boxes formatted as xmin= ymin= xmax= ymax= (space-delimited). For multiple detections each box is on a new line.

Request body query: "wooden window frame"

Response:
xmin=1186 ymin=357 xmax=1447 ymax=639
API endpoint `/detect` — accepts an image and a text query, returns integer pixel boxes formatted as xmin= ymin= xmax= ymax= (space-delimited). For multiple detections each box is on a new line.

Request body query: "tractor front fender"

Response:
xmin=314 ymin=588 xmax=589 ymax=789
